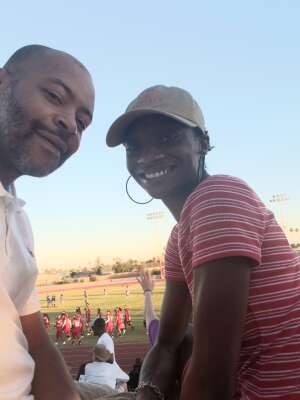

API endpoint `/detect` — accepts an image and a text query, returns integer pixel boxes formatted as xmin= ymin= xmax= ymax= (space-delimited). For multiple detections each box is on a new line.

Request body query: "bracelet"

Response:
xmin=135 ymin=381 xmax=164 ymax=400
xmin=144 ymin=289 xmax=152 ymax=294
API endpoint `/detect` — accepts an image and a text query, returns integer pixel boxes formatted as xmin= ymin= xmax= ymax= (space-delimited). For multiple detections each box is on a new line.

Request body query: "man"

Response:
xmin=0 ymin=44 xmax=94 ymax=400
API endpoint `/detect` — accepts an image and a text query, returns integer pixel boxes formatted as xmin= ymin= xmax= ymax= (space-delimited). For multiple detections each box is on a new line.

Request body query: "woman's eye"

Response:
xmin=162 ymin=132 xmax=181 ymax=144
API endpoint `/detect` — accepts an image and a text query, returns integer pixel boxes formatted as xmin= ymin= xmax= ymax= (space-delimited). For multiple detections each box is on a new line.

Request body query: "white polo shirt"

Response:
xmin=0 ymin=183 xmax=40 ymax=400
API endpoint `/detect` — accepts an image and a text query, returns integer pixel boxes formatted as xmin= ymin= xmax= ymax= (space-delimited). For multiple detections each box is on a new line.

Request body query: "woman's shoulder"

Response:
xmin=199 ymin=174 xmax=252 ymax=189
xmin=181 ymin=175 xmax=260 ymax=218
xmin=191 ymin=174 xmax=255 ymax=200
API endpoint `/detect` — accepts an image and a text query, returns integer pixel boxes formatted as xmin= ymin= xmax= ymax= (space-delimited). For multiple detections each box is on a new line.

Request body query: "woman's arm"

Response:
xmin=180 ymin=256 xmax=251 ymax=400
xmin=136 ymin=279 xmax=192 ymax=400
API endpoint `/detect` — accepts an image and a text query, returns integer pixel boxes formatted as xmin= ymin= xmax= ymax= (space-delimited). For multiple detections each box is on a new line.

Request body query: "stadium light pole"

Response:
xmin=269 ymin=193 xmax=290 ymax=231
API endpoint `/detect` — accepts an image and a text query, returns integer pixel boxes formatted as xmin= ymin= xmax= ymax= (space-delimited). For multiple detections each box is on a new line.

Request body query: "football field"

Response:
xmin=39 ymin=279 xmax=165 ymax=344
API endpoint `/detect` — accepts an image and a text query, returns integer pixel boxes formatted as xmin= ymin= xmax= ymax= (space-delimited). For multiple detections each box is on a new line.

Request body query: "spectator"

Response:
xmin=83 ymin=344 xmax=129 ymax=392
xmin=92 ymin=317 xmax=124 ymax=374
xmin=107 ymin=84 xmax=300 ymax=399
xmin=137 ymin=270 xmax=159 ymax=346
xmin=127 ymin=358 xmax=142 ymax=392
xmin=0 ymin=43 xmax=94 ymax=399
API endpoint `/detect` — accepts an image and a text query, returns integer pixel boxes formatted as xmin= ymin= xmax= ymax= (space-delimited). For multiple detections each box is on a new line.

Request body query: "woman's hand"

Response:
xmin=137 ymin=270 xmax=155 ymax=293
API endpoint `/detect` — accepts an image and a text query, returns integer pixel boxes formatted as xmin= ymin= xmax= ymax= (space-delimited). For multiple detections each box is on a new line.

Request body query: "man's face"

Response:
xmin=0 ymin=52 xmax=95 ymax=180
xmin=125 ymin=115 xmax=202 ymax=200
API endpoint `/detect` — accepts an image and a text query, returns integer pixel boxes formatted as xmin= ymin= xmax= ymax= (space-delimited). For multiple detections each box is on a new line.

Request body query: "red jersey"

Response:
xmin=64 ymin=316 xmax=71 ymax=335
xmin=55 ymin=317 xmax=64 ymax=332
xmin=165 ymin=175 xmax=300 ymax=399
xmin=124 ymin=308 xmax=131 ymax=322
xmin=43 ymin=315 xmax=50 ymax=329
xmin=72 ymin=317 xmax=82 ymax=331
xmin=116 ymin=309 xmax=125 ymax=330
xmin=105 ymin=312 xmax=113 ymax=333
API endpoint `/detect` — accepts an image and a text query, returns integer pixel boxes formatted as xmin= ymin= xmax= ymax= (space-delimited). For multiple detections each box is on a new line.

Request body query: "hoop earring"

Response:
xmin=126 ymin=175 xmax=153 ymax=205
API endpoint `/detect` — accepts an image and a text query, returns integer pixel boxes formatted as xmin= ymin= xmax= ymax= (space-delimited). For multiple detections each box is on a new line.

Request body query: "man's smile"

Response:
xmin=35 ymin=129 xmax=68 ymax=158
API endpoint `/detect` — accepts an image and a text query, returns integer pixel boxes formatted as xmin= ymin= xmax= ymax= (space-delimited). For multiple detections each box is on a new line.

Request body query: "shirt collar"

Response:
xmin=0 ymin=181 xmax=25 ymax=208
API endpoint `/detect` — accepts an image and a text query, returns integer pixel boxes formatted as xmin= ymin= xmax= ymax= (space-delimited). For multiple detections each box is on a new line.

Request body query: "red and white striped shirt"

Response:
xmin=165 ymin=175 xmax=300 ymax=399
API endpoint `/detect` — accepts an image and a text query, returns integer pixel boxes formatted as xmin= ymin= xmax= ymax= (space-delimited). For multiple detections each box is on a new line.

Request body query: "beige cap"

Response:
xmin=106 ymin=85 xmax=206 ymax=147
xmin=93 ymin=344 xmax=112 ymax=362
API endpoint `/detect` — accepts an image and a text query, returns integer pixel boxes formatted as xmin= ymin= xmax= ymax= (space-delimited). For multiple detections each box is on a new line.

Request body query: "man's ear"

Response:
xmin=0 ymin=68 xmax=11 ymax=89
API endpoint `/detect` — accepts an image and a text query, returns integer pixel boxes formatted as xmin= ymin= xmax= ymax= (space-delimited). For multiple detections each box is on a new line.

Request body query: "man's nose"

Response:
xmin=53 ymin=113 xmax=78 ymax=136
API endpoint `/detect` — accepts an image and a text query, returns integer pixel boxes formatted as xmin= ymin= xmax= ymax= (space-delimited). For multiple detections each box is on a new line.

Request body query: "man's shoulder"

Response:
xmin=98 ymin=332 xmax=113 ymax=343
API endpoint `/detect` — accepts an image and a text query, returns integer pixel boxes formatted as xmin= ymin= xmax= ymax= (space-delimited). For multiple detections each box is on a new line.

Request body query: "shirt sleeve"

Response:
xmin=188 ymin=177 xmax=265 ymax=269
xmin=19 ymin=287 xmax=40 ymax=316
xmin=148 ymin=318 xmax=160 ymax=346
xmin=164 ymin=225 xmax=185 ymax=282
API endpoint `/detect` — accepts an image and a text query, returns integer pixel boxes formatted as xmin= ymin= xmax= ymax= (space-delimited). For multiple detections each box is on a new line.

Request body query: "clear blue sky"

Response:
xmin=1 ymin=1 xmax=299 ymax=269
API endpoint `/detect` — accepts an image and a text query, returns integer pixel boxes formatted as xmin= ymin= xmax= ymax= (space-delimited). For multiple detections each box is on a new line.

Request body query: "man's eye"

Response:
xmin=76 ymin=119 xmax=86 ymax=132
xmin=45 ymin=89 xmax=62 ymax=104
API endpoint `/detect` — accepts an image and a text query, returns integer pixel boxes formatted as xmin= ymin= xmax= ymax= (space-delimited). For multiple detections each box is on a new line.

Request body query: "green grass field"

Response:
xmin=39 ymin=280 xmax=165 ymax=345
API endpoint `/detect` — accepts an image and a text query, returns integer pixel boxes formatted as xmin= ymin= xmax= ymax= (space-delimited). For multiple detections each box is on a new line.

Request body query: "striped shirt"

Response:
xmin=165 ymin=175 xmax=300 ymax=399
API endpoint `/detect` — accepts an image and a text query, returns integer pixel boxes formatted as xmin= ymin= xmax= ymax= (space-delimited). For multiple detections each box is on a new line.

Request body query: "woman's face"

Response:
xmin=124 ymin=115 xmax=203 ymax=200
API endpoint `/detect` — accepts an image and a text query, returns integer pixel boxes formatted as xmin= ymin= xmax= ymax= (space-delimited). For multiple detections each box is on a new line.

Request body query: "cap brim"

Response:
xmin=106 ymin=109 xmax=197 ymax=147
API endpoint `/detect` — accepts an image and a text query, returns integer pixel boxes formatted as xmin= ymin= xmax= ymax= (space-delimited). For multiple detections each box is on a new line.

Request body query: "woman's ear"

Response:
xmin=200 ymin=131 xmax=210 ymax=155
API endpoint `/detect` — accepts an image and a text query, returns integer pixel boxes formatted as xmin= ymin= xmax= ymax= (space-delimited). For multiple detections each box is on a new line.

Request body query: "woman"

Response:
xmin=106 ymin=85 xmax=300 ymax=399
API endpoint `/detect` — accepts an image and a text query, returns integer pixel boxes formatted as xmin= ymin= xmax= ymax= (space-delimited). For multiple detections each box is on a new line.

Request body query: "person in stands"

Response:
xmin=83 ymin=344 xmax=129 ymax=392
xmin=107 ymin=84 xmax=300 ymax=399
xmin=137 ymin=270 xmax=159 ymax=346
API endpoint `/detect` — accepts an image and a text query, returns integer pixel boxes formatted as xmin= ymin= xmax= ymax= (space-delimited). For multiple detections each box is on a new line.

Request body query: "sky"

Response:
xmin=1 ymin=1 xmax=299 ymax=269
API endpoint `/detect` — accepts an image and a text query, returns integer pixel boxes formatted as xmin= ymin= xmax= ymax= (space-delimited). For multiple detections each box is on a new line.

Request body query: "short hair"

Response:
xmin=92 ymin=317 xmax=106 ymax=331
xmin=4 ymin=44 xmax=89 ymax=76
xmin=4 ymin=45 xmax=51 ymax=72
